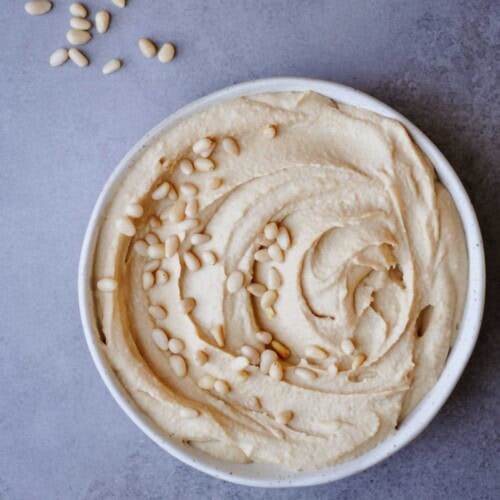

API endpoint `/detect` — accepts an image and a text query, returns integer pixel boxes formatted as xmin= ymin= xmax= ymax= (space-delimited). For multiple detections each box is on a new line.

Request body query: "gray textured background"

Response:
xmin=1 ymin=1 xmax=498 ymax=499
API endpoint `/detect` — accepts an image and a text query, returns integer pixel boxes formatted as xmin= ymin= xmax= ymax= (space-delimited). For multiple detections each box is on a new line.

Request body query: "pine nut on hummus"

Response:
xmin=92 ymin=91 xmax=467 ymax=470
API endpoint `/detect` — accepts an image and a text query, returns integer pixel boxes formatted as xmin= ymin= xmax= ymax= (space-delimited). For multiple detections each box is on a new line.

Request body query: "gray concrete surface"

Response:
xmin=0 ymin=1 xmax=498 ymax=498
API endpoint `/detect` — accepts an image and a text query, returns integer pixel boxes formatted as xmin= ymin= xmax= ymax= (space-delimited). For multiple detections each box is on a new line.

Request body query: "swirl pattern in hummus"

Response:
xmin=93 ymin=92 xmax=467 ymax=470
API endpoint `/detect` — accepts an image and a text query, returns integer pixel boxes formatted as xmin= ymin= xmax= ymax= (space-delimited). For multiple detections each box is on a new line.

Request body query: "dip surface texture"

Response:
xmin=93 ymin=92 xmax=467 ymax=470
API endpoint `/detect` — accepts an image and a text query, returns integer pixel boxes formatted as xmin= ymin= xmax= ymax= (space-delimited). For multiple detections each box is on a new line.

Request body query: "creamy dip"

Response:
xmin=93 ymin=91 xmax=467 ymax=470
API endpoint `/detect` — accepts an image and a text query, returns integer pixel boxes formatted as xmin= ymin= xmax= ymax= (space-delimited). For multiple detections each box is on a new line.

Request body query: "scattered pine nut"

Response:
xmin=97 ymin=278 xmax=117 ymax=292
xmin=155 ymin=269 xmax=169 ymax=285
xmin=210 ymin=324 xmax=225 ymax=347
xmin=275 ymin=410 xmax=293 ymax=425
xmin=180 ymin=182 xmax=198 ymax=197
xmin=180 ymin=408 xmax=199 ymax=419
xmin=328 ymin=363 xmax=338 ymax=376
xmin=95 ymin=11 xmax=110 ymax=33
xmin=169 ymin=200 xmax=186 ymax=222
xmin=69 ymin=2 xmax=87 ymax=17
xmin=179 ymin=159 xmax=194 ymax=176
xmin=66 ymin=29 xmax=92 ymax=45
xmin=267 ymin=267 xmax=281 ymax=290
xmin=241 ymin=345 xmax=260 ymax=365
xmin=144 ymin=259 xmax=161 ymax=272
xmin=269 ymin=361 xmax=283 ymax=381
xmin=158 ymin=42 xmax=176 ymax=63
xmin=177 ymin=218 xmax=200 ymax=231
xmin=271 ymin=339 xmax=290 ymax=359
xmin=259 ymin=349 xmax=278 ymax=374
xmin=179 ymin=297 xmax=196 ymax=314
xmin=68 ymin=48 xmax=89 ymax=67
xmin=147 ymin=243 xmax=164 ymax=260
xmin=142 ymin=271 xmax=155 ymax=290
xmin=169 ymin=354 xmax=187 ymax=377
xmin=227 ymin=270 xmax=244 ymax=293
xmin=145 ymin=233 xmax=160 ymax=245
xmin=138 ymin=38 xmax=157 ymax=58
xmin=152 ymin=181 xmax=170 ymax=200
xmin=115 ymin=217 xmax=136 ymax=236
xmin=165 ymin=235 xmax=180 ymax=257
xmin=125 ymin=202 xmax=143 ymax=218
xmin=235 ymin=370 xmax=249 ymax=384
xmin=112 ymin=0 xmax=126 ymax=8
xmin=214 ymin=379 xmax=230 ymax=395
xmin=167 ymin=185 xmax=178 ymax=200
xmin=49 ymin=48 xmax=69 ymax=67
xmin=247 ymin=283 xmax=267 ymax=297
xmin=254 ymin=249 xmax=272 ymax=263
xmin=256 ymin=331 xmax=272 ymax=344
xmin=148 ymin=215 xmax=162 ymax=229
xmin=305 ymin=345 xmax=328 ymax=360
xmin=193 ymin=137 xmax=214 ymax=156
xmin=70 ymin=17 xmax=92 ymax=30
xmin=194 ymin=350 xmax=208 ymax=366
xmin=148 ymin=305 xmax=167 ymax=320
xmin=264 ymin=222 xmax=279 ymax=240
xmin=151 ymin=328 xmax=169 ymax=350
xmin=351 ymin=353 xmax=366 ymax=370
xmin=194 ymin=158 xmax=215 ymax=172
xmin=268 ymin=243 xmax=284 ymax=263
xmin=185 ymin=199 xmax=199 ymax=218
xmin=341 ymin=339 xmax=355 ymax=355
xmin=168 ymin=338 xmax=185 ymax=354
xmin=295 ymin=367 xmax=317 ymax=381
xmin=102 ymin=58 xmax=122 ymax=75
xmin=263 ymin=124 xmax=277 ymax=139
xmin=184 ymin=251 xmax=201 ymax=271
xmin=25 ymin=1 xmax=52 ymax=16
xmin=261 ymin=290 xmax=278 ymax=309
xmin=198 ymin=374 xmax=216 ymax=390
xmin=208 ymin=177 xmax=222 ymax=190
xmin=201 ymin=251 xmax=217 ymax=266
xmin=277 ymin=226 xmax=291 ymax=250
xmin=231 ymin=356 xmax=250 ymax=371
xmin=221 ymin=137 xmax=239 ymax=156
xmin=247 ymin=396 xmax=262 ymax=410
xmin=133 ymin=240 xmax=149 ymax=257
xmin=191 ymin=233 xmax=211 ymax=245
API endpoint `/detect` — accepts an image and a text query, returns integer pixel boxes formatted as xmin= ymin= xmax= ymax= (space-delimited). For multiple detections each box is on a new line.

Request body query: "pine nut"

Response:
xmin=210 ymin=324 xmax=224 ymax=347
xmin=193 ymin=137 xmax=214 ymax=155
xmin=112 ymin=0 xmax=126 ymax=8
xmin=68 ymin=48 xmax=89 ymax=67
xmin=133 ymin=240 xmax=149 ymax=257
xmin=341 ymin=339 xmax=355 ymax=355
xmin=70 ymin=17 xmax=91 ymax=30
xmin=271 ymin=339 xmax=290 ymax=359
xmin=277 ymin=226 xmax=291 ymax=250
xmin=227 ymin=270 xmax=244 ymax=293
xmin=264 ymin=222 xmax=279 ymax=240
xmin=148 ymin=215 xmax=162 ymax=229
xmin=142 ymin=271 xmax=154 ymax=290
xmin=145 ymin=233 xmax=160 ymax=245
xmin=235 ymin=371 xmax=249 ymax=384
xmin=95 ymin=11 xmax=110 ymax=33
xmin=263 ymin=124 xmax=277 ymax=139
xmin=201 ymin=251 xmax=217 ymax=265
xmin=328 ymin=363 xmax=338 ymax=376
xmin=268 ymin=267 xmax=281 ymax=290
xmin=231 ymin=356 xmax=250 ymax=371
xmin=69 ymin=2 xmax=87 ymax=16
xmin=269 ymin=361 xmax=283 ymax=381
xmin=221 ymin=137 xmax=239 ymax=156
xmin=115 ymin=217 xmax=135 ymax=236
xmin=177 ymin=218 xmax=200 ymax=231
xmin=179 ymin=297 xmax=196 ymax=314
xmin=194 ymin=158 xmax=215 ymax=172
xmin=185 ymin=199 xmax=199 ymax=218
xmin=147 ymin=243 xmax=164 ymax=259
xmin=169 ymin=201 xmax=186 ymax=222
xmin=138 ymin=38 xmax=156 ymax=58
xmin=268 ymin=243 xmax=284 ymax=263
xmin=247 ymin=396 xmax=261 ymax=410
xmin=148 ymin=305 xmax=167 ymax=320
xmin=352 ymin=353 xmax=366 ymax=370
xmin=194 ymin=350 xmax=208 ymax=366
xmin=126 ymin=202 xmax=143 ymax=218
xmin=259 ymin=236 xmax=274 ymax=247
xmin=151 ymin=328 xmax=169 ymax=350
xmin=254 ymin=249 xmax=272 ymax=263
xmin=144 ymin=259 xmax=161 ymax=272
xmin=191 ymin=233 xmax=211 ymax=245
xmin=241 ymin=345 xmax=260 ymax=365
xmin=180 ymin=182 xmax=198 ymax=197
xmin=25 ymin=1 xmax=52 ymax=15
xmin=184 ymin=251 xmax=201 ymax=271
xmin=168 ymin=185 xmax=178 ymax=200
xmin=97 ymin=278 xmax=117 ymax=292
xmin=256 ymin=331 xmax=272 ymax=344
xmin=152 ymin=182 xmax=170 ymax=200
xmin=102 ymin=58 xmax=122 ymax=75
xmin=165 ymin=235 xmax=180 ymax=257
xmin=305 ymin=345 xmax=328 ymax=360
xmin=180 ymin=408 xmax=199 ymax=419
xmin=275 ymin=410 xmax=293 ymax=425
xmin=168 ymin=338 xmax=185 ymax=354
xmin=49 ymin=48 xmax=69 ymax=67
xmin=260 ymin=349 xmax=278 ymax=374
xmin=214 ymin=379 xmax=230 ymax=395
xmin=179 ymin=159 xmax=194 ymax=175
xmin=67 ymin=29 xmax=92 ymax=45
xmin=295 ymin=367 xmax=317 ymax=381
xmin=261 ymin=290 xmax=278 ymax=308
xmin=208 ymin=177 xmax=222 ymax=190
xmin=155 ymin=269 xmax=169 ymax=285
xmin=158 ymin=43 xmax=176 ymax=63
xmin=198 ymin=374 xmax=216 ymax=390
xmin=247 ymin=283 xmax=267 ymax=297
xmin=169 ymin=354 xmax=187 ymax=377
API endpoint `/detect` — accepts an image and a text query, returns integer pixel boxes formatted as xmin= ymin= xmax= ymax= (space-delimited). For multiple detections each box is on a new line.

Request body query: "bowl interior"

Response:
xmin=79 ymin=78 xmax=485 ymax=487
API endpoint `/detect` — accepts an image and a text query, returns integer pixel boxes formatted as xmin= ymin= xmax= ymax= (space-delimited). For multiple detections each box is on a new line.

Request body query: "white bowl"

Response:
xmin=79 ymin=78 xmax=485 ymax=487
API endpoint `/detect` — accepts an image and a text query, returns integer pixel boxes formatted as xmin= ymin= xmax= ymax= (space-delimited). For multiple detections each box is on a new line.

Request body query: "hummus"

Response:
xmin=93 ymin=91 xmax=467 ymax=470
